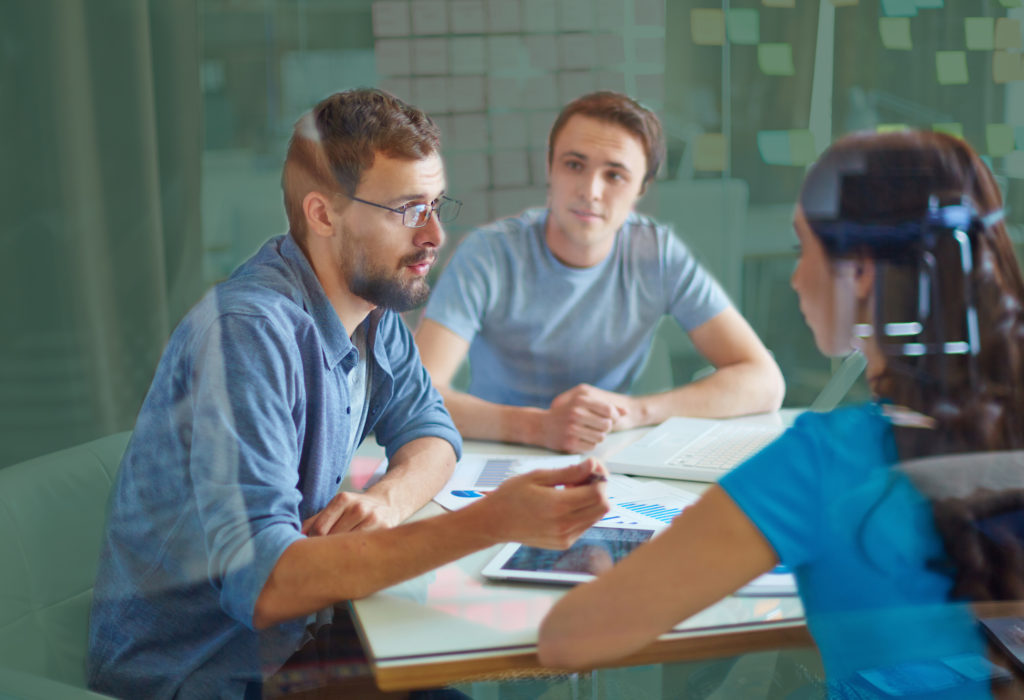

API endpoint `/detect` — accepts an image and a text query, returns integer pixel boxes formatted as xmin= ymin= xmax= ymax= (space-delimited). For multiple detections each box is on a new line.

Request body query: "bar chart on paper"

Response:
xmin=616 ymin=500 xmax=685 ymax=524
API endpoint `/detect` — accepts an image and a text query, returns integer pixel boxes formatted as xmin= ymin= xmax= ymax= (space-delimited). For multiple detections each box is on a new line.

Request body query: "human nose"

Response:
xmin=578 ymin=171 xmax=602 ymax=202
xmin=414 ymin=212 xmax=444 ymax=249
xmin=790 ymin=258 xmax=801 ymax=292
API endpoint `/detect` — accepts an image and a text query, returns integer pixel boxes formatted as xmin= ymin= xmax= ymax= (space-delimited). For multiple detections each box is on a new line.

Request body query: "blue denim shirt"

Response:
xmin=88 ymin=234 xmax=462 ymax=699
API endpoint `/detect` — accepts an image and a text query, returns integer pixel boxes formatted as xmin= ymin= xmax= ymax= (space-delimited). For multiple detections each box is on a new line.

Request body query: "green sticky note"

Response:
xmin=936 ymin=51 xmax=968 ymax=85
xmin=879 ymin=18 xmax=912 ymax=50
xmin=915 ymin=0 xmax=943 ymax=8
xmin=1015 ymin=127 xmax=1024 ymax=149
xmin=965 ymin=18 xmax=996 ymax=50
xmin=727 ymin=9 xmax=760 ymax=45
xmin=694 ymin=133 xmax=728 ymax=171
xmin=932 ymin=122 xmax=963 ymax=138
xmin=691 ymin=9 xmax=726 ymax=46
xmin=987 ymin=124 xmax=1015 ymax=156
xmin=788 ymin=130 xmax=817 ymax=165
xmin=995 ymin=18 xmax=1022 ymax=50
xmin=757 ymin=130 xmax=792 ymax=165
xmin=758 ymin=43 xmax=795 ymax=76
xmin=999 ymin=0 xmax=1022 ymax=8
xmin=877 ymin=123 xmax=909 ymax=133
xmin=882 ymin=0 xmax=917 ymax=16
xmin=762 ymin=0 xmax=795 ymax=7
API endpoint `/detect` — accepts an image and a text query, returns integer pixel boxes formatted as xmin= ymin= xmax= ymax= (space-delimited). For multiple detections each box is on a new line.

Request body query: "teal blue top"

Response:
xmin=719 ymin=405 xmax=989 ymax=697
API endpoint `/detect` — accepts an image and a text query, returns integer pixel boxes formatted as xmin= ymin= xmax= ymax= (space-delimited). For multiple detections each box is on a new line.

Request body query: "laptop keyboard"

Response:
xmin=665 ymin=424 xmax=781 ymax=470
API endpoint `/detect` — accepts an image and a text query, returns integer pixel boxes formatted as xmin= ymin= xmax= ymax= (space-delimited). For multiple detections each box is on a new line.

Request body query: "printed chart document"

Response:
xmin=432 ymin=456 xmax=797 ymax=596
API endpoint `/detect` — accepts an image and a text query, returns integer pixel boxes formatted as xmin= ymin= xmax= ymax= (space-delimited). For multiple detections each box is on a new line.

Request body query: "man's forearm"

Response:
xmin=365 ymin=436 xmax=457 ymax=521
xmin=253 ymin=503 xmax=497 ymax=628
xmin=634 ymin=359 xmax=785 ymax=425
xmin=439 ymin=386 xmax=547 ymax=446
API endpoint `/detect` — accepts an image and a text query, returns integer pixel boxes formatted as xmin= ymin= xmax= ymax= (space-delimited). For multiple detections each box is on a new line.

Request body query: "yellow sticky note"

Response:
xmin=932 ymin=123 xmax=963 ymax=139
xmin=993 ymin=51 xmax=1024 ymax=83
xmin=788 ymin=130 xmax=817 ymax=165
xmin=762 ymin=0 xmax=795 ymax=6
xmin=936 ymin=51 xmax=968 ymax=85
xmin=694 ymin=133 xmax=728 ymax=171
xmin=995 ymin=18 xmax=1022 ymax=50
xmin=965 ymin=18 xmax=996 ymax=51
xmin=758 ymin=43 xmax=795 ymax=76
xmin=987 ymin=124 xmax=1016 ymax=156
xmin=879 ymin=18 xmax=912 ymax=50
xmin=691 ymin=9 xmax=726 ymax=46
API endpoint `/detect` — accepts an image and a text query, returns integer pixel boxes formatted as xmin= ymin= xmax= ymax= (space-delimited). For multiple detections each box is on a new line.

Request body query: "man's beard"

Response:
xmin=348 ymin=250 xmax=434 ymax=312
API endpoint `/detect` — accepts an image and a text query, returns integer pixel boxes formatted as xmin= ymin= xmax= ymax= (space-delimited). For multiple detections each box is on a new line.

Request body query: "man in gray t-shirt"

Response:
xmin=416 ymin=92 xmax=784 ymax=453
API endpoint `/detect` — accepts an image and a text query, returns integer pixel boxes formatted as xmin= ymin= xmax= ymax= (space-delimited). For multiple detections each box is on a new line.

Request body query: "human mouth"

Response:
xmin=404 ymin=252 xmax=435 ymax=276
xmin=570 ymin=208 xmax=604 ymax=221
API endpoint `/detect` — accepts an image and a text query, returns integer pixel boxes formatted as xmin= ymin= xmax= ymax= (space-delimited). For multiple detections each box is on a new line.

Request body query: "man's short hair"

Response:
xmin=282 ymin=88 xmax=441 ymax=238
xmin=547 ymin=91 xmax=665 ymax=189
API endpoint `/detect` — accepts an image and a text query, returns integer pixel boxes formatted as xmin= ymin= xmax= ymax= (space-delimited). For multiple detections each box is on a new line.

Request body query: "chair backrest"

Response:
xmin=0 ymin=432 xmax=130 ymax=688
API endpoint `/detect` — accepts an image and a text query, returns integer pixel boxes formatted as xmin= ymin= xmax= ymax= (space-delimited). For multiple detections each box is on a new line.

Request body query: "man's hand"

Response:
xmin=474 ymin=459 xmax=611 ymax=550
xmin=302 ymin=492 xmax=403 ymax=536
xmin=543 ymin=384 xmax=635 ymax=452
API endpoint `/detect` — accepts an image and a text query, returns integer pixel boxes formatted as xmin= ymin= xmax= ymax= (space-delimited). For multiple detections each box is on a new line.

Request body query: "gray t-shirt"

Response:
xmin=424 ymin=208 xmax=731 ymax=408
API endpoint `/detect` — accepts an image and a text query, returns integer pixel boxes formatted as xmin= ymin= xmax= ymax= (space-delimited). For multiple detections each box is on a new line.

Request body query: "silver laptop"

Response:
xmin=607 ymin=416 xmax=785 ymax=481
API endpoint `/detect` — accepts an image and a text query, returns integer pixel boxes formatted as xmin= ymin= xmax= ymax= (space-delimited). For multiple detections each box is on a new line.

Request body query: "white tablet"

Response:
xmin=480 ymin=526 xmax=656 ymax=586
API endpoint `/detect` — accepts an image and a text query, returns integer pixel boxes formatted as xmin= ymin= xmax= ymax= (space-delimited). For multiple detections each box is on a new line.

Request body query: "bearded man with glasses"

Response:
xmin=88 ymin=89 xmax=609 ymax=699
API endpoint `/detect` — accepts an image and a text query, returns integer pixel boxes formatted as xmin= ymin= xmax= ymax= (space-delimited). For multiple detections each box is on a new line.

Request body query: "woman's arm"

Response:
xmin=538 ymin=484 xmax=779 ymax=669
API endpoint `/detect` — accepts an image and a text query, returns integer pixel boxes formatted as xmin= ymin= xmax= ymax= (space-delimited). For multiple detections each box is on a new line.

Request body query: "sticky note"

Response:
xmin=757 ymin=131 xmax=792 ymax=165
xmin=965 ymin=18 xmax=996 ymax=51
xmin=830 ymin=0 xmax=860 ymax=6
xmin=727 ymin=9 xmax=760 ymax=45
xmin=759 ymin=43 xmax=795 ymax=76
xmin=998 ymin=0 xmax=1023 ymax=8
xmin=788 ymin=130 xmax=817 ymax=165
xmin=691 ymin=9 xmax=726 ymax=46
xmin=879 ymin=18 xmax=912 ymax=50
xmin=936 ymin=51 xmax=968 ymax=85
xmin=915 ymin=0 xmax=943 ymax=8
xmin=762 ymin=0 xmax=795 ymax=7
xmin=694 ymin=133 xmax=727 ymax=171
xmin=1004 ymin=151 xmax=1024 ymax=178
xmin=877 ymin=123 xmax=908 ymax=133
xmin=932 ymin=122 xmax=963 ymax=139
xmin=987 ymin=124 xmax=1016 ymax=156
xmin=995 ymin=18 xmax=1022 ymax=50
xmin=882 ymin=0 xmax=917 ymax=16
xmin=994 ymin=51 xmax=1024 ymax=83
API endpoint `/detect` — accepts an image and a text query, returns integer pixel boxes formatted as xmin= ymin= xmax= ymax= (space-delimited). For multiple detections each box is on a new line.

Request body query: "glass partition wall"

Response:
xmin=4 ymin=0 xmax=1024 ymax=459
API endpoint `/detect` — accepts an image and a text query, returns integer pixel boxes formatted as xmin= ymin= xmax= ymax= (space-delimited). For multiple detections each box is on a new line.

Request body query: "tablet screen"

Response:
xmin=482 ymin=526 xmax=656 ymax=584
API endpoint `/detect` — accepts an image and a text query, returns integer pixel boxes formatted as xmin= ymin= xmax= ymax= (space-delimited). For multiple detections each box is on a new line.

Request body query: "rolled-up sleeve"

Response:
xmin=370 ymin=312 xmax=463 ymax=462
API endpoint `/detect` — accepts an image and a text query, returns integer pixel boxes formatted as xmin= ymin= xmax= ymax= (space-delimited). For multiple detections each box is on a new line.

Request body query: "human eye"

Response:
xmin=563 ymin=159 xmax=584 ymax=172
xmin=606 ymin=170 xmax=627 ymax=183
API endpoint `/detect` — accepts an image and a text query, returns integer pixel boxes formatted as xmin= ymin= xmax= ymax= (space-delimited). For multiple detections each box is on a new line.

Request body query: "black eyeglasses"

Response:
xmin=346 ymin=194 xmax=462 ymax=228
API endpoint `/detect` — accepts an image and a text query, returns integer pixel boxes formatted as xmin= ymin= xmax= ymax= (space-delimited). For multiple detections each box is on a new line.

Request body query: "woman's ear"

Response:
xmin=303 ymin=191 xmax=335 ymax=239
xmin=853 ymin=255 xmax=876 ymax=302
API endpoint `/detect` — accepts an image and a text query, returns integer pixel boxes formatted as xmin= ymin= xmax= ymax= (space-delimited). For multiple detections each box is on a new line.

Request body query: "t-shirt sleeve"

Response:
xmin=187 ymin=312 xmax=305 ymax=628
xmin=717 ymin=411 xmax=829 ymax=567
xmin=423 ymin=231 xmax=500 ymax=342
xmin=661 ymin=227 xmax=732 ymax=331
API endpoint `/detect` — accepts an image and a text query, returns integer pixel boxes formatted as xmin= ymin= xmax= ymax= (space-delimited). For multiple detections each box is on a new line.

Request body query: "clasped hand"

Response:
xmin=544 ymin=384 xmax=636 ymax=453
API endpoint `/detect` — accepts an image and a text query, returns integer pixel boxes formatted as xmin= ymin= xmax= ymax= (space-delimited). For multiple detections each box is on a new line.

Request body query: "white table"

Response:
xmin=349 ymin=414 xmax=812 ymax=691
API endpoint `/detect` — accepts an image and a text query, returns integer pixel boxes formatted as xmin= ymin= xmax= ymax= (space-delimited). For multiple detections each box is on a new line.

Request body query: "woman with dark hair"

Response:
xmin=539 ymin=130 xmax=1024 ymax=696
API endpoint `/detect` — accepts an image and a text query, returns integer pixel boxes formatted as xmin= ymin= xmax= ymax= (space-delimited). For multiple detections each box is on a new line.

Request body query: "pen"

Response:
xmin=582 ymin=473 xmax=608 ymax=485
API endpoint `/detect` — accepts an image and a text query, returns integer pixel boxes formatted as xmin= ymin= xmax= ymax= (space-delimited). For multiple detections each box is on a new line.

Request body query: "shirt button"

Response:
xmin=335 ymin=476 xmax=341 ymax=484
xmin=346 ymin=406 xmax=351 ymax=414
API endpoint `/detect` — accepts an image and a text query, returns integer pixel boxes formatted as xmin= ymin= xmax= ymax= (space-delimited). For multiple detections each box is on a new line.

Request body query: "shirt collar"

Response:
xmin=279 ymin=233 xmax=371 ymax=372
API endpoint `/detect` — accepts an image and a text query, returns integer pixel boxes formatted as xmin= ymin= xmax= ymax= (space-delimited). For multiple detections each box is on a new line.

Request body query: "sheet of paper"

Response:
xmin=433 ymin=453 xmax=583 ymax=511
